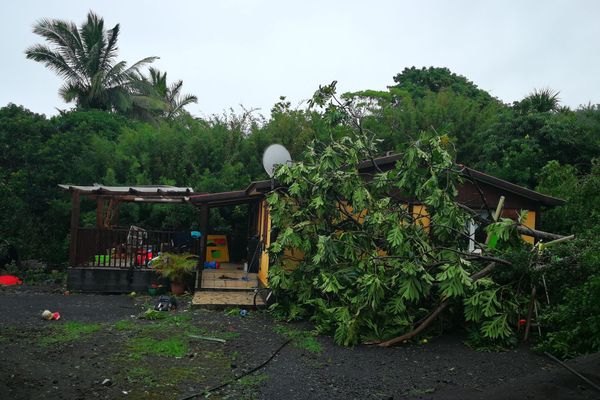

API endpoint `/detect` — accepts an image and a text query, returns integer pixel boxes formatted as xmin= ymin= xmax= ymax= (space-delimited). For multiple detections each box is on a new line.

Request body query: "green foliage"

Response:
xmin=536 ymin=274 xmax=600 ymax=358
xmin=151 ymin=252 xmax=197 ymax=283
xmin=537 ymin=160 xmax=600 ymax=236
xmin=530 ymin=236 xmax=600 ymax=357
xmin=267 ymin=85 xmax=523 ymax=346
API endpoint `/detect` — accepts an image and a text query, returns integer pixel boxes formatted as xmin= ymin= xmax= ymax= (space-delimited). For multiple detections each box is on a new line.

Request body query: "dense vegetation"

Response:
xmin=1 ymin=12 xmax=599 ymax=356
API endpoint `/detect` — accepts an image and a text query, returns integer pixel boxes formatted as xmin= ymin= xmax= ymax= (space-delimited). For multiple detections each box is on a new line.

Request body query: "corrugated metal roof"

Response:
xmin=58 ymin=184 xmax=194 ymax=194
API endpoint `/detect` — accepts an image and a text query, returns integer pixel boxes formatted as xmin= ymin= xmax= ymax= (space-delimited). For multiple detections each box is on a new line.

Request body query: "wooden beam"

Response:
xmin=69 ymin=191 xmax=81 ymax=266
xmin=196 ymin=205 xmax=209 ymax=290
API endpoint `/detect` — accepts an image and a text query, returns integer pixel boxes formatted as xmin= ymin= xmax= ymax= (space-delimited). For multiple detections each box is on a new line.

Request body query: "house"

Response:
xmin=61 ymin=155 xmax=564 ymax=307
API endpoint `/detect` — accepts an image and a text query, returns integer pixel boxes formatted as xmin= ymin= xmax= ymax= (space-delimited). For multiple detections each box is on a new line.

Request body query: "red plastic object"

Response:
xmin=136 ymin=250 xmax=153 ymax=266
xmin=52 ymin=312 xmax=61 ymax=320
xmin=519 ymin=319 xmax=527 ymax=326
xmin=0 ymin=275 xmax=22 ymax=285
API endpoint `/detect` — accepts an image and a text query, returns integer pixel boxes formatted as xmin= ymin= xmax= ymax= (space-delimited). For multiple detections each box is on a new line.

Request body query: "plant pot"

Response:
xmin=170 ymin=281 xmax=185 ymax=295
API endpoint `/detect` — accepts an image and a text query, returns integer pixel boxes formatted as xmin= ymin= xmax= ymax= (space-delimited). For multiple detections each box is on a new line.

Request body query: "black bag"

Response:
xmin=154 ymin=295 xmax=178 ymax=311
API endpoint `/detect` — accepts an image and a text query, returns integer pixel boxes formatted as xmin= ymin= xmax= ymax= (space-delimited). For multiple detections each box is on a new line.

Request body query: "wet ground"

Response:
xmin=0 ymin=285 xmax=598 ymax=399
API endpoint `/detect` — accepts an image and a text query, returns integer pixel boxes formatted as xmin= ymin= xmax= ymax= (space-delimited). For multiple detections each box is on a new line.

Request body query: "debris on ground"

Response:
xmin=41 ymin=309 xmax=60 ymax=320
xmin=0 ymin=275 xmax=22 ymax=285
xmin=188 ymin=334 xmax=226 ymax=343
xmin=154 ymin=295 xmax=178 ymax=311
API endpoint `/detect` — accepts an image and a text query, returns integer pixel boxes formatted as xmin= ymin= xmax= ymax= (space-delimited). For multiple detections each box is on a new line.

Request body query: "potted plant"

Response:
xmin=151 ymin=252 xmax=197 ymax=295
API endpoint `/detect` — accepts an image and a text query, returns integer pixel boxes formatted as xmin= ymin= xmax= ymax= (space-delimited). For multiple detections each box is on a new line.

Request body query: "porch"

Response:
xmin=60 ymin=181 xmax=273 ymax=306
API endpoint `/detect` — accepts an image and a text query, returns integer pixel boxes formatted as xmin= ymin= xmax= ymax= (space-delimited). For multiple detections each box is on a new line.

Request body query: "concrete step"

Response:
xmin=192 ymin=290 xmax=264 ymax=309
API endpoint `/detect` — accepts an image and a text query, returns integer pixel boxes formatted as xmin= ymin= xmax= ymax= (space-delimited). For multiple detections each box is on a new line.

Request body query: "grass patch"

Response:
xmin=237 ymin=372 xmax=268 ymax=387
xmin=274 ymin=325 xmax=322 ymax=354
xmin=140 ymin=309 xmax=169 ymax=320
xmin=126 ymin=336 xmax=189 ymax=359
xmin=114 ymin=319 xmax=136 ymax=331
xmin=39 ymin=321 xmax=102 ymax=346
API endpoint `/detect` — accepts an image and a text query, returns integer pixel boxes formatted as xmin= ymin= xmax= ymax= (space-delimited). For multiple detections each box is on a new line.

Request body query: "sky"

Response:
xmin=1 ymin=0 xmax=599 ymax=118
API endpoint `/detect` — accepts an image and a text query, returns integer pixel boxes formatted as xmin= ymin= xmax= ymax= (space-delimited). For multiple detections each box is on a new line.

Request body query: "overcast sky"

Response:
xmin=1 ymin=1 xmax=599 ymax=118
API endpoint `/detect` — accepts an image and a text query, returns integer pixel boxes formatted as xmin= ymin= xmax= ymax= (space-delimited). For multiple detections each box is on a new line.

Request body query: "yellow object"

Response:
xmin=520 ymin=211 xmax=536 ymax=244
xmin=412 ymin=205 xmax=430 ymax=231
xmin=205 ymin=234 xmax=230 ymax=262
xmin=257 ymin=200 xmax=271 ymax=287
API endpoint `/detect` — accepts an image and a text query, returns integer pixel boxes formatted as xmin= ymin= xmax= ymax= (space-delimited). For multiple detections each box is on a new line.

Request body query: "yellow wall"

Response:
xmin=521 ymin=210 xmax=536 ymax=244
xmin=257 ymin=201 xmax=537 ymax=287
xmin=257 ymin=200 xmax=271 ymax=287
xmin=412 ymin=205 xmax=430 ymax=231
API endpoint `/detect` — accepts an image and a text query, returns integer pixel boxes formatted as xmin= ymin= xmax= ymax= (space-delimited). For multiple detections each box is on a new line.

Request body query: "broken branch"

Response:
xmin=378 ymin=262 xmax=497 ymax=347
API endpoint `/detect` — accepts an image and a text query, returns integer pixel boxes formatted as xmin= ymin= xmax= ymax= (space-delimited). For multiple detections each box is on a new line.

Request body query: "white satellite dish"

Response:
xmin=262 ymin=144 xmax=292 ymax=177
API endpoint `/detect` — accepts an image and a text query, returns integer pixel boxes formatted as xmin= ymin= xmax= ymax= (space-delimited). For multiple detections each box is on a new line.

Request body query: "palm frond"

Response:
xmin=25 ymin=44 xmax=80 ymax=81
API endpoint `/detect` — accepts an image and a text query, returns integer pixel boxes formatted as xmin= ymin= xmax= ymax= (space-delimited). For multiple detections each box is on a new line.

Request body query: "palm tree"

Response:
xmin=25 ymin=12 xmax=158 ymax=113
xmin=147 ymin=67 xmax=198 ymax=119
xmin=520 ymin=88 xmax=561 ymax=113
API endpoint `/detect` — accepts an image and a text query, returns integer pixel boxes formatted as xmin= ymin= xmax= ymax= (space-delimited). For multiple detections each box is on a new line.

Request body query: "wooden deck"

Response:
xmin=201 ymin=269 xmax=258 ymax=290
xmin=192 ymin=290 xmax=264 ymax=309
xmin=194 ymin=262 xmax=262 ymax=308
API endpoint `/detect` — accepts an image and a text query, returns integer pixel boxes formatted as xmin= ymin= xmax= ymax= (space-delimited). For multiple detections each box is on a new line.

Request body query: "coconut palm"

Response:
xmin=25 ymin=12 xmax=158 ymax=113
xmin=147 ymin=67 xmax=198 ymax=119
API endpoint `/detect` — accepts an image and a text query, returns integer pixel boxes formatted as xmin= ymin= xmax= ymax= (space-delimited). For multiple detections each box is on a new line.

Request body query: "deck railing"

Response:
xmin=74 ymin=227 xmax=201 ymax=268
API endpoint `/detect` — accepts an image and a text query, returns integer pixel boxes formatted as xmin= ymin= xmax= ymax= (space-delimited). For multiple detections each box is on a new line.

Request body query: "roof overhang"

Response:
xmin=355 ymin=155 xmax=565 ymax=208
xmin=58 ymin=184 xmax=201 ymax=203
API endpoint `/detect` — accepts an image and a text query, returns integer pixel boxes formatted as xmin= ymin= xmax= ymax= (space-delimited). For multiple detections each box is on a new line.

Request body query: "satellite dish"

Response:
xmin=262 ymin=144 xmax=292 ymax=177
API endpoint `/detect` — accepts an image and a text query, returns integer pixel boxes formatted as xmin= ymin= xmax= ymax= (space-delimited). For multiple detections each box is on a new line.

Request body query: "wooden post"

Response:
xmin=112 ymin=200 xmax=120 ymax=227
xmin=96 ymin=197 xmax=105 ymax=228
xmin=69 ymin=190 xmax=81 ymax=266
xmin=196 ymin=204 xmax=209 ymax=290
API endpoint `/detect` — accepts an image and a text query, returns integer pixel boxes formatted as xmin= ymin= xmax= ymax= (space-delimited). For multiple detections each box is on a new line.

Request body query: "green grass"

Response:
xmin=237 ymin=372 xmax=269 ymax=387
xmin=126 ymin=336 xmax=189 ymax=359
xmin=39 ymin=321 xmax=103 ymax=346
xmin=114 ymin=319 xmax=136 ymax=331
xmin=274 ymin=325 xmax=322 ymax=354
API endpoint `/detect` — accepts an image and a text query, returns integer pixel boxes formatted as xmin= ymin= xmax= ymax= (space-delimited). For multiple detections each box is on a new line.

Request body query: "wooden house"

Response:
xmin=61 ymin=155 xmax=564 ymax=307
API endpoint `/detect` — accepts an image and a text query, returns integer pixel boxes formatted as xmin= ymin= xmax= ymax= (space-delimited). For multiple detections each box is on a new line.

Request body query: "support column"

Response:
xmin=96 ymin=197 xmax=105 ymax=228
xmin=195 ymin=204 xmax=209 ymax=290
xmin=69 ymin=191 xmax=81 ymax=266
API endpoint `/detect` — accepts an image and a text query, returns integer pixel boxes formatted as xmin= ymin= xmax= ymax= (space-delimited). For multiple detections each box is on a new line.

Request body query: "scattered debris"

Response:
xmin=188 ymin=335 xmax=226 ymax=344
xmin=154 ymin=295 xmax=178 ymax=311
xmin=239 ymin=309 xmax=249 ymax=317
xmin=41 ymin=310 xmax=60 ymax=320
xmin=101 ymin=378 xmax=112 ymax=387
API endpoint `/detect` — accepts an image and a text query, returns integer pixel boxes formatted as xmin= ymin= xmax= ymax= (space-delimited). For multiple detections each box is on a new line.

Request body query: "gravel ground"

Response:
xmin=0 ymin=284 xmax=598 ymax=399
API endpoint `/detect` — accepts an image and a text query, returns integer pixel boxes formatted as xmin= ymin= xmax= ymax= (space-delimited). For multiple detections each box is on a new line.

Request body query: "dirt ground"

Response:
xmin=0 ymin=285 xmax=598 ymax=400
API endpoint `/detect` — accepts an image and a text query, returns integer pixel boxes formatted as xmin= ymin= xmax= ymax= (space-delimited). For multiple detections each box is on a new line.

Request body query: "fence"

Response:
xmin=74 ymin=227 xmax=201 ymax=268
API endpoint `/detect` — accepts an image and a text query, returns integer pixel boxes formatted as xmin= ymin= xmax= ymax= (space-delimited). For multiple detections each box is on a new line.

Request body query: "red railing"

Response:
xmin=74 ymin=227 xmax=201 ymax=268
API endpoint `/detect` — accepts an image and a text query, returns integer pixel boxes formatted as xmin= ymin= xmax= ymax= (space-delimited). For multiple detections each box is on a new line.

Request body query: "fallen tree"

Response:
xmin=266 ymin=82 xmax=572 ymax=347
